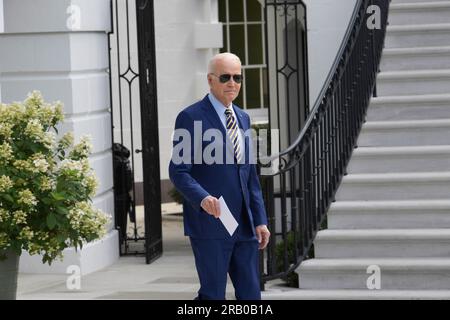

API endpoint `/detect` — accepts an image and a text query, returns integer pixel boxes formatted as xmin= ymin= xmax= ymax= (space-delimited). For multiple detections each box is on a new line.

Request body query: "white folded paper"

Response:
xmin=218 ymin=196 xmax=239 ymax=236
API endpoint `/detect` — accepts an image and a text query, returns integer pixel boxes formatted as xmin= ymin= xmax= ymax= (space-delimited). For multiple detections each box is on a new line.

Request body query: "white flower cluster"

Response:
xmin=0 ymin=175 xmax=13 ymax=193
xmin=0 ymin=101 xmax=25 ymax=123
xmin=82 ymin=172 xmax=99 ymax=197
xmin=0 ymin=122 xmax=13 ymax=139
xmin=24 ymin=119 xmax=44 ymax=138
xmin=69 ymin=135 xmax=94 ymax=159
xmin=0 ymin=208 xmax=9 ymax=223
xmin=12 ymin=210 xmax=27 ymax=225
xmin=13 ymin=159 xmax=34 ymax=173
xmin=0 ymin=142 xmax=13 ymax=163
xmin=42 ymin=131 xmax=57 ymax=149
xmin=17 ymin=189 xmax=38 ymax=207
xmin=31 ymin=153 xmax=50 ymax=173
xmin=24 ymin=119 xmax=56 ymax=149
xmin=59 ymin=159 xmax=84 ymax=178
xmin=24 ymin=91 xmax=64 ymax=125
xmin=40 ymin=176 xmax=55 ymax=192
xmin=18 ymin=226 xmax=34 ymax=241
xmin=67 ymin=202 xmax=110 ymax=237
xmin=59 ymin=132 xmax=74 ymax=149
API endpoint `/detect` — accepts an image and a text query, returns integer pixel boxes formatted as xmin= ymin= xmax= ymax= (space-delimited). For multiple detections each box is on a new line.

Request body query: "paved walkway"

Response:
xmin=17 ymin=205 xmax=289 ymax=300
xmin=18 ymin=208 xmax=450 ymax=300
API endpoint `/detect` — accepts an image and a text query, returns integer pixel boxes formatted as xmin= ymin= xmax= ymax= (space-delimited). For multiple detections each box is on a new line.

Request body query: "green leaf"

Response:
xmin=56 ymin=180 xmax=69 ymax=193
xmin=47 ymin=213 xmax=57 ymax=230
xmin=16 ymin=178 xmax=26 ymax=186
xmin=41 ymin=197 xmax=52 ymax=205
xmin=55 ymin=206 xmax=69 ymax=216
xmin=51 ymin=192 xmax=66 ymax=201
xmin=56 ymin=233 xmax=67 ymax=243
xmin=3 ymin=194 xmax=14 ymax=203
xmin=29 ymin=142 xmax=40 ymax=153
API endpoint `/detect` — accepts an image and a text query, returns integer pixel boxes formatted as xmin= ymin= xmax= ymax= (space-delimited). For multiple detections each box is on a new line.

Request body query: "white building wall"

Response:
xmin=304 ymin=0 xmax=358 ymax=105
xmin=0 ymin=0 xmax=3 ymax=33
xmin=155 ymin=0 xmax=222 ymax=181
xmin=118 ymin=0 xmax=357 ymax=184
xmin=0 ymin=0 xmax=118 ymax=275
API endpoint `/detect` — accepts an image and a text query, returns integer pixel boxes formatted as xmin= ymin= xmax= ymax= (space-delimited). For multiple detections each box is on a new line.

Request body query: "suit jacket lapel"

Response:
xmin=200 ymin=95 xmax=227 ymax=138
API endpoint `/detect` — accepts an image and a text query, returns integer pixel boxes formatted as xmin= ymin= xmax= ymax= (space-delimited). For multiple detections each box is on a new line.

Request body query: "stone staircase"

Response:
xmin=264 ymin=0 xmax=450 ymax=299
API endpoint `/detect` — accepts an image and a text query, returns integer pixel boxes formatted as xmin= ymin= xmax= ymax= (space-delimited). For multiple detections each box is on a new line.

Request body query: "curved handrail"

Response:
xmin=260 ymin=0 xmax=364 ymax=165
xmin=260 ymin=0 xmax=390 ymax=285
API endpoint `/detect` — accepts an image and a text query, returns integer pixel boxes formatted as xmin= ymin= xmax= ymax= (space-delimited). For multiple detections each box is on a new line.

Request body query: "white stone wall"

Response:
xmin=155 ymin=0 xmax=222 ymax=181
xmin=0 ymin=0 xmax=4 ymax=33
xmin=304 ymin=0 xmax=358 ymax=105
xmin=0 ymin=0 xmax=118 ymax=274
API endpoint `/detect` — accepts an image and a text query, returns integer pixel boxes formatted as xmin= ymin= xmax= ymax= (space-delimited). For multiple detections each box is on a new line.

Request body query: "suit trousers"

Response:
xmin=190 ymin=236 xmax=260 ymax=300
xmin=190 ymin=204 xmax=261 ymax=300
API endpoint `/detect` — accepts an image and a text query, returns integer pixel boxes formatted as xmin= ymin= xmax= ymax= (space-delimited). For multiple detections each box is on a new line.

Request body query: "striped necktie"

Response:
xmin=224 ymin=108 xmax=242 ymax=163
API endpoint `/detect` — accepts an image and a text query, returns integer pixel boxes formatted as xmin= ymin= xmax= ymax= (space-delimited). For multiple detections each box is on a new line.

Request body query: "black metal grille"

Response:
xmin=259 ymin=0 xmax=389 ymax=285
xmin=108 ymin=0 xmax=162 ymax=264
xmin=265 ymin=0 xmax=309 ymax=150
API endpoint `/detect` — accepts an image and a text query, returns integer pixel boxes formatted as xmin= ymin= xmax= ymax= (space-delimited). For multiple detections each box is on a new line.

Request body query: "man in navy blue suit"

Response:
xmin=169 ymin=53 xmax=270 ymax=300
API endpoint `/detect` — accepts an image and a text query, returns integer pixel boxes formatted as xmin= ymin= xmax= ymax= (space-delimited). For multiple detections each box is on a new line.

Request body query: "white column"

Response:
xmin=195 ymin=0 xmax=222 ymax=99
xmin=0 ymin=0 xmax=118 ymax=275
xmin=154 ymin=0 xmax=222 ymax=182
xmin=0 ymin=0 xmax=4 ymax=33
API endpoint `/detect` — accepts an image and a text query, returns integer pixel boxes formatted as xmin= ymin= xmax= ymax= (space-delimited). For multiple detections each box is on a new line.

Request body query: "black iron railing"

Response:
xmin=259 ymin=0 xmax=389 ymax=285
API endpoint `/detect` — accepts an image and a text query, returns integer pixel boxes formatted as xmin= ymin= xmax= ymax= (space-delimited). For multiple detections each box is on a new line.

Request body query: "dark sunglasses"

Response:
xmin=211 ymin=73 xmax=243 ymax=84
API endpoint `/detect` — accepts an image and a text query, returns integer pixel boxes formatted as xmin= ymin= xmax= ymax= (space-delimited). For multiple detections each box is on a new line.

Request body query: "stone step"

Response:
xmin=357 ymin=119 xmax=450 ymax=147
xmin=315 ymin=229 xmax=450 ymax=258
xmin=389 ymin=2 xmax=450 ymax=25
xmin=380 ymin=46 xmax=450 ymax=71
xmin=347 ymin=145 xmax=450 ymax=173
xmin=386 ymin=23 xmax=450 ymax=48
xmin=335 ymin=172 xmax=450 ymax=201
xmin=328 ymin=200 xmax=450 ymax=229
xmin=377 ymin=69 xmax=450 ymax=96
xmin=297 ymin=258 xmax=450 ymax=290
xmin=367 ymin=94 xmax=450 ymax=121
xmin=263 ymin=289 xmax=450 ymax=300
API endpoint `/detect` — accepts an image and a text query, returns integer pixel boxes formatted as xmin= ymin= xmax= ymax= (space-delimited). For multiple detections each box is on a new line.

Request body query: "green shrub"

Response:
xmin=274 ymin=217 xmax=327 ymax=287
xmin=275 ymin=232 xmax=299 ymax=287
xmin=169 ymin=187 xmax=184 ymax=204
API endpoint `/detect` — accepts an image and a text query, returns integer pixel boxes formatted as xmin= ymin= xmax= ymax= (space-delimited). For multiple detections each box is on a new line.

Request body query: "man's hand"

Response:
xmin=255 ymin=225 xmax=270 ymax=250
xmin=200 ymin=196 xmax=221 ymax=218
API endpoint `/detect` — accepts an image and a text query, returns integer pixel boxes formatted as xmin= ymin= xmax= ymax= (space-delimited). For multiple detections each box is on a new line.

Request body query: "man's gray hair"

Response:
xmin=208 ymin=52 xmax=242 ymax=74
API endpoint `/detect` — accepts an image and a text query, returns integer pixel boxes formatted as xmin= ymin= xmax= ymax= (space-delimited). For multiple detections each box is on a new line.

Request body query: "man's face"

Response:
xmin=208 ymin=58 xmax=242 ymax=107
